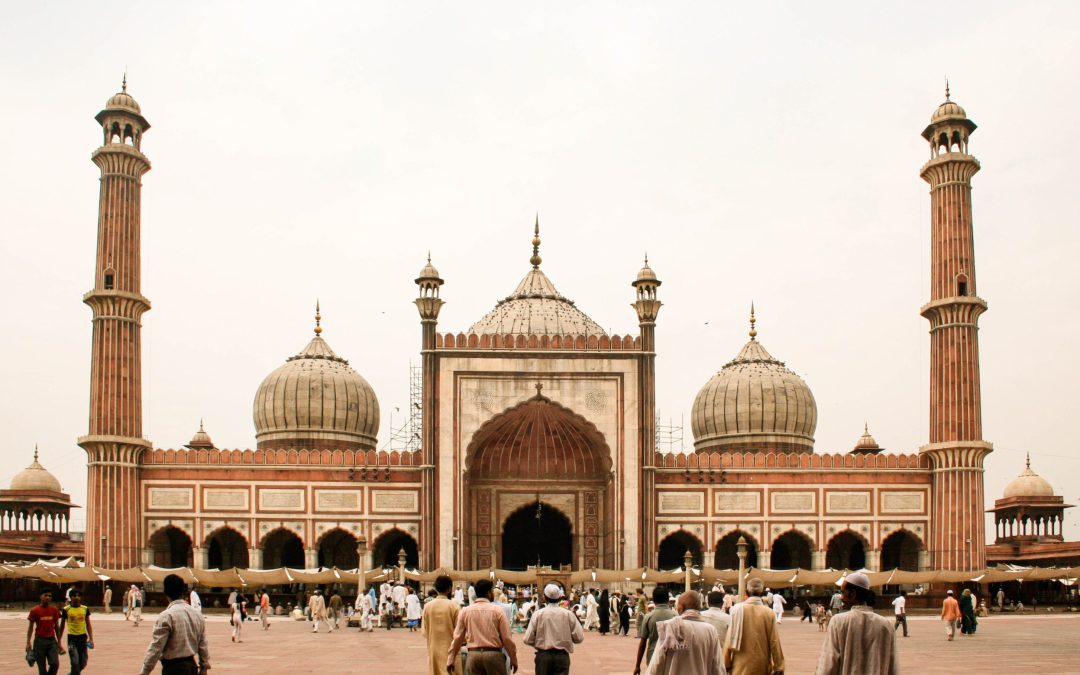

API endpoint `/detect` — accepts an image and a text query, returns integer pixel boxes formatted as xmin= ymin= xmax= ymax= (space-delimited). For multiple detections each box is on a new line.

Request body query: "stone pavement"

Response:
xmin=3 ymin=609 xmax=1079 ymax=673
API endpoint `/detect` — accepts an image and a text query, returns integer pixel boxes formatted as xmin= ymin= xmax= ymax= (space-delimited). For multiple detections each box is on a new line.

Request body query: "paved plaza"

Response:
xmin=3 ymin=609 xmax=1079 ymax=674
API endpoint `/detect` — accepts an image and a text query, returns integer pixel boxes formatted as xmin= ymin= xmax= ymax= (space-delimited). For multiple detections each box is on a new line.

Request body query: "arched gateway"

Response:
xmin=464 ymin=391 xmax=614 ymax=570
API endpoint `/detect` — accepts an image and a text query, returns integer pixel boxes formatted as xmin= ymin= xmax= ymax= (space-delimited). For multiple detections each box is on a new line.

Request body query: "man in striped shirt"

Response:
xmin=447 ymin=579 xmax=518 ymax=674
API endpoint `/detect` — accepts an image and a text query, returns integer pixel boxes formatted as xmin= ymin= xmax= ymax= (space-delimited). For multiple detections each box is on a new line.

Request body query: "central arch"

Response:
xmin=715 ymin=530 xmax=759 ymax=569
xmin=880 ymin=529 xmax=921 ymax=571
xmin=658 ymin=530 xmax=704 ymax=570
xmin=463 ymin=392 xmax=614 ymax=570
xmin=206 ymin=527 xmax=249 ymax=569
xmin=318 ymin=529 xmax=359 ymax=569
xmin=501 ymin=501 xmax=573 ymax=570
xmin=262 ymin=528 xmax=304 ymax=569
xmin=770 ymin=530 xmax=813 ymax=569
xmin=826 ymin=530 xmax=868 ymax=570
xmin=148 ymin=526 xmax=193 ymax=568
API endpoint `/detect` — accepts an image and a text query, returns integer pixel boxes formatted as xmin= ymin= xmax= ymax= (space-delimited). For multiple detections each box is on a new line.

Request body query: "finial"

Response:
xmin=34 ymin=444 xmax=39 ymax=463
xmin=314 ymin=300 xmax=322 ymax=335
xmin=534 ymin=382 xmax=544 ymax=396
xmin=945 ymin=77 xmax=950 ymax=101
xmin=749 ymin=302 xmax=757 ymax=340
xmin=199 ymin=418 xmax=205 ymax=432
xmin=864 ymin=422 xmax=869 ymax=434
xmin=122 ymin=70 xmax=128 ymax=93
xmin=1025 ymin=452 xmax=1031 ymax=470
xmin=427 ymin=251 xmax=431 ymax=264
xmin=644 ymin=253 xmax=649 ymax=266
xmin=530 ymin=214 xmax=542 ymax=268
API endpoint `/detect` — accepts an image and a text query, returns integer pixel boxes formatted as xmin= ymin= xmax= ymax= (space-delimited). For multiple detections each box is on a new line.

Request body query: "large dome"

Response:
xmin=1003 ymin=456 xmax=1055 ymax=499
xmin=468 ymin=222 xmax=605 ymax=336
xmin=253 ymin=321 xmax=380 ymax=451
xmin=691 ymin=314 xmax=817 ymax=453
xmin=9 ymin=450 xmax=63 ymax=492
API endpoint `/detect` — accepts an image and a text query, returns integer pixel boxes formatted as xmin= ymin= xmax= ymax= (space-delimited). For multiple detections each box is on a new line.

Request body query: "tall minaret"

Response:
xmin=414 ymin=252 xmax=444 ymax=569
xmin=632 ymin=256 xmax=661 ymax=566
xmin=78 ymin=78 xmax=152 ymax=568
xmin=918 ymin=85 xmax=992 ymax=570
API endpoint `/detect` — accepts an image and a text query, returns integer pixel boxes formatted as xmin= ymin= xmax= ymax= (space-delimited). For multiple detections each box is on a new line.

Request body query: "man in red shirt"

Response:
xmin=27 ymin=587 xmax=66 ymax=675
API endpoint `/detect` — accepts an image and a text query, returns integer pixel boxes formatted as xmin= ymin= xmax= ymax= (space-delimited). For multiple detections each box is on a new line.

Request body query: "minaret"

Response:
xmin=414 ymin=252 xmax=444 ymax=569
xmin=918 ymin=84 xmax=992 ymax=570
xmin=632 ymin=256 xmax=661 ymax=566
xmin=78 ymin=77 xmax=152 ymax=568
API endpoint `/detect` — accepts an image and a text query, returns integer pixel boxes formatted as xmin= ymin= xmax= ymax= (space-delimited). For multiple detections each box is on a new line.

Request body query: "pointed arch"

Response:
xmin=148 ymin=526 xmax=193 ymax=568
xmin=205 ymin=526 xmax=249 ymax=569
xmin=825 ymin=529 xmax=868 ymax=570
xmin=317 ymin=527 xmax=359 ymax=569
xmin=714 ymin=529 xmax=759 ymax=569
xmin=657 ymin=529 xmax=704 ymax=569
xmin=260 ymin=527 xmax=304 ymax=568
xmin=770 ymin=529 xmax=814 ymax=569
xmin=371 ymin=528 xmax=419 ymax=568
xmin=880 ymin=528 xmax=923 ymax=571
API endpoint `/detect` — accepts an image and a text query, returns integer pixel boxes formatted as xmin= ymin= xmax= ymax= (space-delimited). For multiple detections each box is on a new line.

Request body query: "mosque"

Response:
xmin=8 ymin=79 xmax=1077 ymax=574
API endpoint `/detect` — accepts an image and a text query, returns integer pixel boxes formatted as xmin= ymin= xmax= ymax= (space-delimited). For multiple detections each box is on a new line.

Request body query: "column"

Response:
xmin=811 ymin=550 xmax=825 ymax=570
xmin=866 ymin=549 xmax=881 ymax=571
xmin=248 ymin=548 xmax=262 ymax=569
xmin=305 ymin=548 xmax=318 ymax=569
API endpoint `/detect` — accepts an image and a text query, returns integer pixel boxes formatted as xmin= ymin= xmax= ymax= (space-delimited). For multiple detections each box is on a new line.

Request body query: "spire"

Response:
xmin=530 ymin=214 xmax=542 ymax=269
xmin=864 ymin=421 xmax=869 ymax=434
xmin=1025 ymin=451 xmax=1031 ymax=470
xmin=314 ymin=300 xmax=323 ymax=335
xmin=749 ymin=302 xmax=758 ymax=340
xmin=944 ymin=77 xmax=950 ymax=101
xmin=199 ymin=418 xmax=205 ymax=432
xmin=33 ymin=444 xmax=39 ymax=463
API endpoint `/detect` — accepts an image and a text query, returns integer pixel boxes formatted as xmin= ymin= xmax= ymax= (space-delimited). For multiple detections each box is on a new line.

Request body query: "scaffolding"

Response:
xmin=655 ymin=413 xmax=686 ymax=454
xmin=384 ymin=362 xmax=423 ymax=452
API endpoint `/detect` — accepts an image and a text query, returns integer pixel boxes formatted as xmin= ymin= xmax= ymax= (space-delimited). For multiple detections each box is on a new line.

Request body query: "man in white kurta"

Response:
xmin=815 ymin=573 xmax=898 ymax=675
xmin=357 ymin=592 xmax=374 ymax=632
xmin=308 ymin=590 xmax=333 ymax=633
xmin=584 ymin=591 xmax=600 ymax=631
xmin=647 ymin=591 xmax=726 ymax=675
xmin=392 ymin=583 xmax=408 ymax=611
xmin=771 ymin=592 xmax=786 ymax=623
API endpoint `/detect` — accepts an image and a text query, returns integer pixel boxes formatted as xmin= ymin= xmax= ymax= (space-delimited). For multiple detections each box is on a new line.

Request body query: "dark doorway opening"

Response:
xmin=715 ymin=530 xmax=759 ymax=569
xmin=373 ymin=529 xmax=419 ymax=568
xmin=262 ymin=529 xmax=304 ymax=569
xmin=770 ymin=531 xmax=813 ymax=569
xmin=826 ymin=531 xmax=867 ymax=570
xmin=657 ymin=531 xmax=704 ymax=570
xmin=149 ymin=527 xmax=192 ymax=568
xmin=207 ymin=528 xmax=249 ymax=569
xmin=319 ymin=529 xmax=359 ymax=569
xmin=880 ymin=530 xmax=920 ymax=571
xmin=501 ymin=501 xmax=572 ymax=570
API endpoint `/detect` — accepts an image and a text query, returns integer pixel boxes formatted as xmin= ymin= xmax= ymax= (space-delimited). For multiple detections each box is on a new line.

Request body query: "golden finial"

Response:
xmin=530 ymin=214 xmax=542 ymax=268
xmin=945 ymin=77 xmax=950 ymax=101
xmin=314 ymin=300 xmax=323 ymax=335
xmin=749 ymin=302 xmax=757 ymax=340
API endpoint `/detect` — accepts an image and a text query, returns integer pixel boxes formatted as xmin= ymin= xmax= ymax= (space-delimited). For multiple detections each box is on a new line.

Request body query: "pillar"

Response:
xmin=305 ymin=548 xmax=318 ymax=569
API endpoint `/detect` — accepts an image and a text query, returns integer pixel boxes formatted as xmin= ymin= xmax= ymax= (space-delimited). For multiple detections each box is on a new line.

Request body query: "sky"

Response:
xmin=1 ymin=1 xmax=1078 ymax=542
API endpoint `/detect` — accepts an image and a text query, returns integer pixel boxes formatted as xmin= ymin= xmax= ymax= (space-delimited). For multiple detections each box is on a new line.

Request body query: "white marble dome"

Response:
xmin=9 ymin=451 xmax=63 ymax=492
xmin=253 ymin=332 xmax=380 ymax=450
xmin=692 ymin=323 xmax=817 ymax=453
xmin=469 ymin=267 xmax=605 ymax=336
xmin=1003 ymin=457 xmax=1055 ymax=499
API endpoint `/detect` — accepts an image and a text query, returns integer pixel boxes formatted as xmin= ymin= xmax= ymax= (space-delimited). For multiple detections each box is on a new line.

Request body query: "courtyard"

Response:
xmin=3 ymin=609 xmax=1078 ymax=674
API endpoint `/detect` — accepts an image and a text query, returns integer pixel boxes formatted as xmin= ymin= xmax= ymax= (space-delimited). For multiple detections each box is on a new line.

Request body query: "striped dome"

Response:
xmin=253 ymin=334 xmax=380 ymax=450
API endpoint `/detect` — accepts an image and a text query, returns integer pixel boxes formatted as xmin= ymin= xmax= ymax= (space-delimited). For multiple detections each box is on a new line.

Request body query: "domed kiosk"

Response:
xmin=691 ymin=307 xmax=817 ymax=453
xmin=253 ymin=305 xmax=380 ymax=451
xmin=0 ymin=449 xmax=81 ymax=562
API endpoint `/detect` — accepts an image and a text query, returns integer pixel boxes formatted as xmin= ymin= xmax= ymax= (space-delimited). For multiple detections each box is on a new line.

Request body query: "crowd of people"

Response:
xmin=22 ymin=570 xmax=1013 ymax=675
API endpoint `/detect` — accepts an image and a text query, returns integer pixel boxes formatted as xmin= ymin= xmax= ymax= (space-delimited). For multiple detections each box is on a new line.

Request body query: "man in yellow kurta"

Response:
xmin=724 ymin=578 xmax=785 ymax=675
xmin=423 ymin=574 xmax=462 ymax=675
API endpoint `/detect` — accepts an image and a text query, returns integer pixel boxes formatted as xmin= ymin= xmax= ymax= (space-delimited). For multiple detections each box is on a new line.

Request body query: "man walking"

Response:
xmin=814 ymin=572 xmax=897 ymax=675
xmin=771 ymin=592 xmax=786 ymax=624
xmin=260 ymin=589 xmax=271 ymax=631
xmin=141 ymin=574 xmax=210 ymax=675
xmin=328 ymin=590 xmax=344 ymax=630
xmin=309 ymin=589 xmax=333 ymax=633
xmin=892 ymin=590 xmax=908 ymax=637
xmin=941 ymin=589 xmax=961 ymax=641
xmin=701 ymin=591 xmax=731 ymax=645
xmin=189 ymin=588 xmax=202 ymax=613
xmin=446 ymin=578 xmax=518 ymax=674
xmin=130 ymin=584 xmax=144 ymax=627
xmin=633 ymin=587 xmax=677 ymax=675
xmin=828 ymin=590 xmax=843 ymax=616
xmin=61 ymin=588 xmax=94 ymax=675
xmin=27 ymin=588 xmax=65 ymax=675
xmin=996 ymin=588 xmax=1004 ymax=612
xmin=358 ymin=588 xmax=375 ymax=633
xmin=723 ymin=578 xmax=784 ymax=675
xmin=646 ymin=591 xmax=725 ymax=675
xmin=524 ymin=583 xmax=584 ymax=675
xmin=423 ymin=575 xmax=461 ymax=674
xmin=102 ymin=585 xmax=113 ymax=615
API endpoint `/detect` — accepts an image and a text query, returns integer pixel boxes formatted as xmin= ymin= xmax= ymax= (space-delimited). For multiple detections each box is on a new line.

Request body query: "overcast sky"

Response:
xmin=1 ymin=2 xmax=1078 ymax=543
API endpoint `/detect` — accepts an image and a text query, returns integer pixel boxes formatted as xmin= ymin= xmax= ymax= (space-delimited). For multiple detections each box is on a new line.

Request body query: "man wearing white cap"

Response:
xmin=814 ymin=572 xmax=898 ymax=675
xmin=524 ymin=584 xmax=583 ymax=675
xmin=940 ymin=589 xmax=961 ymax=641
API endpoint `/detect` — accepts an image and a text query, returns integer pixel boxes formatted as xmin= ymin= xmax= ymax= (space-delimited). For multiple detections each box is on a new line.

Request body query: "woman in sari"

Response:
xmin=959 ymin=588 xmax=978 ymax=635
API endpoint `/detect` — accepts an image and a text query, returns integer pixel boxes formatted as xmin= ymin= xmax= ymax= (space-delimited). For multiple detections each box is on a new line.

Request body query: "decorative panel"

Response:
xmin=258 ymin=488 xmax=305 ymax=511
xmin=771 ymin=492 xmax=815 ymax=514
xmin=315 ymin=489 xmax=362 ymax=512
xmin=148 ymin=487 xmax=193 ymax=510
xmin=658 ymin=491 xmax=705 ymax=514
xmin=204 ymin=489 xmax=248 ymax=510
xmin=881 ymin=492 xmax=925 ymax=514
xmin=372 ymin=490 xmax=419 ymax=513
xmin=826 ymin=491 xmax=871 ymax=514
xmin=714 ymin=491 xmax=761 ymax=514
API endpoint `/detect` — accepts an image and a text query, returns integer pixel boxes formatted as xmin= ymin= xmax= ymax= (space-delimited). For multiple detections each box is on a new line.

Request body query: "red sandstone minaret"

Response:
xmin=414 ymin=251 xmax=444 ymax=569
xmin=632 ymin=256 xmax=661 ymax=565
xmin=918 ymin=84 xmax=992 ymax=570
xmin=78 ymin=77 xmax=152 ymax=568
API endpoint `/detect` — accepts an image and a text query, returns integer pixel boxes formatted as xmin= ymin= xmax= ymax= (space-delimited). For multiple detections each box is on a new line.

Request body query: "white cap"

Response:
xmin=836 ymin=572 xmax=871 ymax=590
xmin=544 ymin=584 xmax=563 ymax=600
xmin=947 ymin=590 xmax=954 ymax=595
